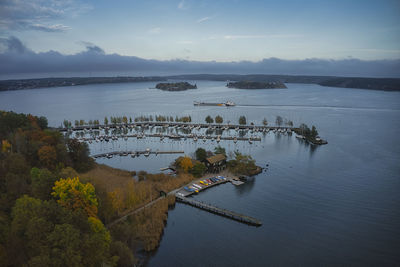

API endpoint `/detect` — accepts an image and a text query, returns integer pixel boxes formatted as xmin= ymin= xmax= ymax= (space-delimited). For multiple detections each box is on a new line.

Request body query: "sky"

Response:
xmin=0 ymin=0 xmax=400 ymax=77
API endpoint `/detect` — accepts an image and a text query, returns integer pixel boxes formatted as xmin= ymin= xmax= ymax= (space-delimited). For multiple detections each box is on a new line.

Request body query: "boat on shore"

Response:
xmin=194 ymin=101 xmax=235 ymax=107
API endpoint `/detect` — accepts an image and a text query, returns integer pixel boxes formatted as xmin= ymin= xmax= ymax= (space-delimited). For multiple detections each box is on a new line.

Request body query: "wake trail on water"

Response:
xmin=236 ymin=104 xmax=400 ymax=112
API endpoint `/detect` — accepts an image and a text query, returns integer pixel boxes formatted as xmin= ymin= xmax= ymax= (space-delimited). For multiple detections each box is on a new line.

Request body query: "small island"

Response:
xmin=155 ymin=82 xmax=197 ymax=91
xmin=226 ymin=81 xmax=287 ymax=89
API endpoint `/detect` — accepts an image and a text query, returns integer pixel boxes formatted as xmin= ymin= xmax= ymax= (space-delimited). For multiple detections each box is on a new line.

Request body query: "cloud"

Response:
xmin=0 ymin=36 xmax=31 ymax=54
xmin=29 ymin=23 xmax=71 ymax=32
xmin=0 ymin=36 xmax=399 ymax=78
xmin=79 ymin=42 xmax=105 ymax=54
xmin=197 ymin=16 xmax=211 ymax=23
xmin=178 ymin=0 xmax=187 ymax=10
xmin=224 ymin=35 xmax=267 ymax=40
xmin=0 ymin=0 xmax=89 ymax=32
xmin=148 ymin=27 xmax=161 ymax=34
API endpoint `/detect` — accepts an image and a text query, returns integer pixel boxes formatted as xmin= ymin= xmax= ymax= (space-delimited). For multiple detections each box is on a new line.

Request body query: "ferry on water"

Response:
xmin=193 ymin=101 xmax=236 ymax=107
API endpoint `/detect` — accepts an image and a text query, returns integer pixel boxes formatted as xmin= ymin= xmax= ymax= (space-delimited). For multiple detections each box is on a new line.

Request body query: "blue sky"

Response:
xmin=1 ymin=0 xmax=399 ymax=61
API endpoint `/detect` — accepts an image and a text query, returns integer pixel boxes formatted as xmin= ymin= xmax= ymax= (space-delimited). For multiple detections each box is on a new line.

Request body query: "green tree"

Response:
xmin=205 ymin=115 xmax=214 ymax=124
xmin=299 ymin=123 xmax=311 ymax=137
xmin=214 ymin=145 xmax=226 ymax=155
xmin=195 ymin=148 xmax=207 ymax=161
xmin=110 ymin=241 xmax=135 ymax=267
xmin=37 ymin=116 xmax=48 ymax=129
xmin=238 ymin=116 xmax=247 ymax=125
xmin=30 ymin=168 xmax=57 ymax=200
xmin=190 ymin=163 xmax=207 ymax=178
xmin=67 ymin=139 xmax=93 ymax=172
xmin=215 ymin=115 xmax=223 ymax=124
xmin=311 ymin=125 xmax=318 ymax=139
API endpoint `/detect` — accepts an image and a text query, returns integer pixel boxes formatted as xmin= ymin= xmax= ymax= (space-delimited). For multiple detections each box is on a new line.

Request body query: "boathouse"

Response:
xmin=205 ymin=154 xmax=226 ymax=173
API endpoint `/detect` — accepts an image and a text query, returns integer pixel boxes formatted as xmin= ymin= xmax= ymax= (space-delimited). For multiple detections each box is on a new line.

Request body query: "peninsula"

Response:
xmin=155 ymin=82 xmax=197 ymax=91
xmin=226 ymin=81 xmax=287 ymax=89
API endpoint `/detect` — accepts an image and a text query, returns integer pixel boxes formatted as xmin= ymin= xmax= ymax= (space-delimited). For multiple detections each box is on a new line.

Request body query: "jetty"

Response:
xmin=91 ymin=150 xmax=184 ymax=158
xmin=176 ymin=195 xmax=262 ymax=226
xmin=58 ymin=121 xmax=294 ymax=133
xmin=76 ymin=133 xmax=262 ymax=143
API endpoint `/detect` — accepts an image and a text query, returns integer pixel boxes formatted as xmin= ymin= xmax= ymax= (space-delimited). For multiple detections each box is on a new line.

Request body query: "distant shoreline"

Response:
xmin=0 ymin=74 xmax=399 ymax=91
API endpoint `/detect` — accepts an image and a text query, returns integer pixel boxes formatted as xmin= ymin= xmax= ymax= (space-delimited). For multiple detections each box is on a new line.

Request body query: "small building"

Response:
xmin=205 ymin=154 xmax=227 ymax=173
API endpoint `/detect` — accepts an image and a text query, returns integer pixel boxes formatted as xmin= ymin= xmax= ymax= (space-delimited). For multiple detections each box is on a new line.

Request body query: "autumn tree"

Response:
xmin=9 ymin=195 xmax=114 ymax=266
xmin=262 ymin=118 xmax=268 ymax=126
xmin=1 ymin=140 xmax=11 ymax=153
xmin=51 ymin=177 xmax=98 ymax=217
xmin=179 ymin=156 xmax=193 ymax=172
xmin=38 ymin=145 xmax=57 ymax=169
xmin=215 ymin=115 xmax=223 ymax=124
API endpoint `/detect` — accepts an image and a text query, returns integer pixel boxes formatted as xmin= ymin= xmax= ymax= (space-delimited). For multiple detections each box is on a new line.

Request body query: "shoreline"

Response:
xmin=1 ymin=74 xmax=399 ymax=91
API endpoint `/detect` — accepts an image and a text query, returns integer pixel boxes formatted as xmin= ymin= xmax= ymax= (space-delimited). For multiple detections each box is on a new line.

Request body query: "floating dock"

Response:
xmin=58 ymin=121 xmax=294 ymax=133
xmin=91 ymin=150 xmax=184 ymax=158
xmin=176 ymin=195 xmax=262 ymax=226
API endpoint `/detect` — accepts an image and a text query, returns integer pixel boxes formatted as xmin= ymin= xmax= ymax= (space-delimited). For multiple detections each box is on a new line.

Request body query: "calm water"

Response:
xmin=1 ymin=81 xmax=399 ymax=266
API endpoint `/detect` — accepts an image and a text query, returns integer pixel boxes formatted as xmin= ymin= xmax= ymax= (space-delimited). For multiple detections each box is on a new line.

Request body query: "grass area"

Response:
xmin=79 ymin=163 xmax=197 ymax=252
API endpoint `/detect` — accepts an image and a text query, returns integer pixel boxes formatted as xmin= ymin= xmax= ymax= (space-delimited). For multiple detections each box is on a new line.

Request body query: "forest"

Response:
xmin=0 ymin=110 xmax=187 ymax=266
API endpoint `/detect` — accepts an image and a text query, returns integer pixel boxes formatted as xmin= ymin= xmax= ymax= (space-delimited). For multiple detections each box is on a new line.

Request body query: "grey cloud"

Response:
xmin=0 ymin=36 xmax=31 ymax=54
xmin=0 ymin=37 xmax=399 ymax=78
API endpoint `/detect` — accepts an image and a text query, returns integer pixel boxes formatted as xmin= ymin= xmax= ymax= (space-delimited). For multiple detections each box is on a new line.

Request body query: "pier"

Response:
xmin=91 ymin=150 xmax=184 ymax=158
xmin=58 ymin=121 xmax=294 ymax=133
xmin=176 ymin=195 xmax=262 ymax=226
xmin=77 ymin=133 xmax=262 ymax=143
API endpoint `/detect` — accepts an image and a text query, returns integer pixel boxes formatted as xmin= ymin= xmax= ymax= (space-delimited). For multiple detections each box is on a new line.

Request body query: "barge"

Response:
xmin=194 ymin=101 xmax=235 ymax=107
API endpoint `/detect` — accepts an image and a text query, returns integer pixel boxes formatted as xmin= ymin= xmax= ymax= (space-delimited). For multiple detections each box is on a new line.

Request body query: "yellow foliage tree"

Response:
xmin=108 ymin=188 xmax=125 ymax=215
xmin=180 ymin=156 xmax=193 ymax=172
xmin=52 ymin=177 xmax=98 ymax=217
xmin=1 ymin=140 xmax=11 ymax=153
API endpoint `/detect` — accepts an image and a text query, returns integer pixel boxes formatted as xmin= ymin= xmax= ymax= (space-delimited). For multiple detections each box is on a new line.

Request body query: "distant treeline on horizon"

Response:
xmin=0 ymin=74 xmax=399 ymax=92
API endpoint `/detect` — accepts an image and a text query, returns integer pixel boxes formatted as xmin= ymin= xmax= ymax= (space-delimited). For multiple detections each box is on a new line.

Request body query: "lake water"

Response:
xmin=1 ymin=81 xmax=399 ymax=266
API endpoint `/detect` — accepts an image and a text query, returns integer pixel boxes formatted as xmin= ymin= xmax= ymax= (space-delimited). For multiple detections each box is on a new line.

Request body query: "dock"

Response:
xmin=58 ymin=121 xmax=294 ymax=133
xmin=76 ymin=133 xmax=262 ymax=143
xmin=176 ymin=195 xmax=262 ymax=226
xmin=91 ymin=150 xmax=184 ymax=158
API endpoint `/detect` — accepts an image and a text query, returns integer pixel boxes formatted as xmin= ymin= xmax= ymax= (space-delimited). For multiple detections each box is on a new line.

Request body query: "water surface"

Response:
xmin=1 ymin=81 xmax=399 ymax=266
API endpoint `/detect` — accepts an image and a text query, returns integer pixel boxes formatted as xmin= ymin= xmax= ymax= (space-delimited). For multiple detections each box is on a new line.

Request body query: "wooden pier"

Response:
xmin=91 ymin=150 xmax=184 ymax=158
xmin=58 ymin=121 xmax=294 ymax=133
xmin=176 ymin=195 xmax=262 ymax=226
xmin=77 ymin=133 xmax=262 ymax=143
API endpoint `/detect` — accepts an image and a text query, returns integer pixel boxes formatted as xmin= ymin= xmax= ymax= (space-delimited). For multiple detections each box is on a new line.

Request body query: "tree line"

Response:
xmin=0 ymin=110 xmax=135 ymax=266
